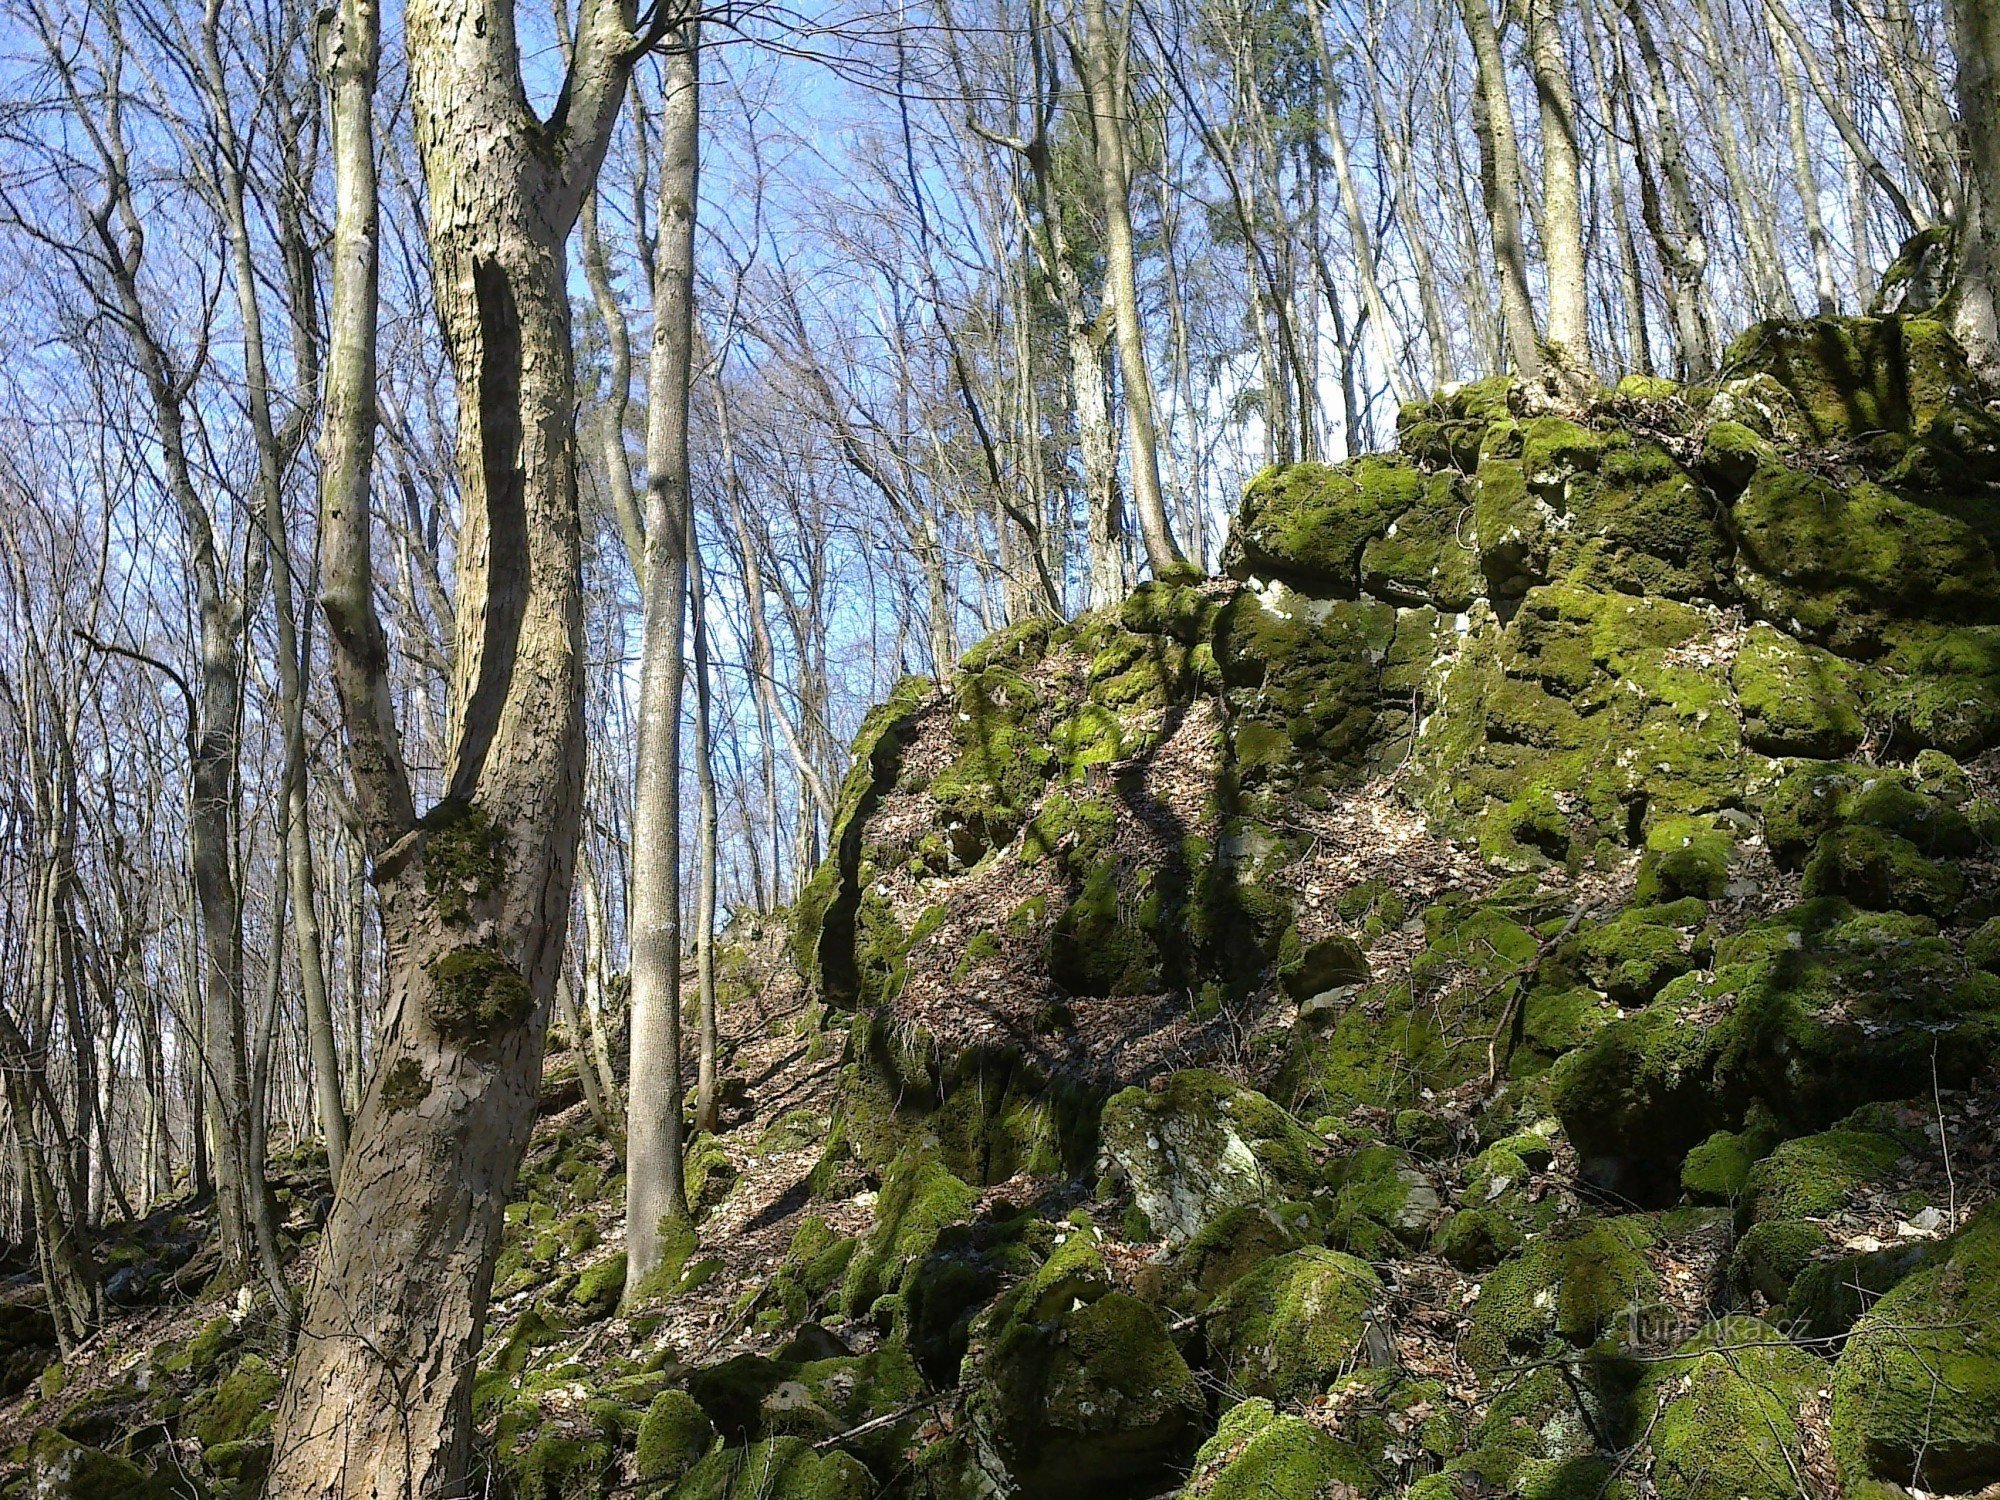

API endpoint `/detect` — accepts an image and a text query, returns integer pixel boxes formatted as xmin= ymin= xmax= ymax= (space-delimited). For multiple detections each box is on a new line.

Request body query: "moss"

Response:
xmin=1322 ymin=1145 xmax=1441 ymax=1256
xmin=425 ymin=945 xmax=533 ymax=1047
xmin=1464 ymin=1216 xmax=1657 ymax=1374
xmin=1731 ymin=624 xmax=1868 ymax=757
xmin=966 ymin=1280 xmax=1202 ymax=1498
xmin=1418 ymin=583 xmax=1745 ymax=864
xmin=25 ymin=1430 xmax=198 ymax=1500
xmin=1720 ymin=316 xmax=1974 ymax=443
xmin=1731 ymin=465 xmax=1998 ymax=653
xmin=1801 ymin=824 xmax=1962 ymax=916
xmin=1566 ymin=441 xmax=1729 ymax=599
xmin=422 ymin=798 xmax=507 ymax=924
xmin=1359 ymin=472 xmax=1480 ymax=610
xmin=1177 ymin=1398 xmax=1374 ymax=1500
xmin=1635 ymin=817 xmax=1733 ymax=902
xmin=1831 ymin=1204 xmax=2000 ymax=1494
xmin=1474 ymin=460 xmax=1552 ymax=599
xmin=839 ymin=1147 xmax=977 ymax=1315
xmin=1099 ymin=1070 xmax=1321 ymax=1245
xmin=1552 ymin=901 xmax=2000 ymax=1201
xmin=502 ymin=1429 xmax=615 ymax=1500
xmin=1434 ymin=1208 xmax=1525 ymax=1271
xmin=1742 ymin=1126 xmax=1910 ymax=1225
xmin=658 ymin=1436 xmax=872 ymax=1500
xmin=1969 ymin=915 xmax=2000 ymax=972
xmin=1154 ymin=1201 xmax=1313 ymax=1311
xmin=160 ymin=1316 xmax=239 ymax=1382
xmin=1521 ymin=416 xmax=1605 ymax=489
xmin=1204 ymin=1248 xmax=1384 ymax=1402
xmin=380 ymin=1056 xmax=430 ymax=1112
xmin=1730 ymin=1219 xmax=1827 ymax=1304
xmin=1276 ymin=930 xmax=1368 ymax=999
xmin=795 ymin=676 xmax=932 ymax=1001
xmin=1868 ymin=621 xmax=2000 ymax=757
xmin=1230 ymin=457 xmax=1426 ymax=589
xmin=1048 ymin=857 xmax=1170 ymax=996
xmin=1679 ymin=1122 xmax=1776 ymax=1203
xmin=184 ymin=1354 xmax=282 ymax=1449
xmin=1761 ymin=760 xmax=1974 ymax=865
xmin=1632 ymin=1317 xmax=1823 ymax=1500
xmin=1565 ymin=900 xmax=1710 ymax=1005
xmin=570 ymin=1254 xmax=627 ymax=1322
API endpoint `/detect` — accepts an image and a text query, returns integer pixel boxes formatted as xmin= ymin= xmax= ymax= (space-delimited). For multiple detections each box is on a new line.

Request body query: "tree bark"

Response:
xmin=1525 ymin=0 xmax=1593 ymax=376
xmin=1457 ymin=0 xmax=1544 ymax=381
xmin=1078 ymin=0 xmax=1186 ymax=577
xmin=272 ymin=0 xmax=641 ymax=1490
xmin=626 ymin=20 xmax=701 ymax=1293
xmin=1950 ymin=0 xmax=2000 ymax=372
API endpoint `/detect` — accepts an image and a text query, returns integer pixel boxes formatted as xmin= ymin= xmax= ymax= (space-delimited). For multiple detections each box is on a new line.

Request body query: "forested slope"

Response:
xmin=12 ymin=313 xmax=2000 ymax=1500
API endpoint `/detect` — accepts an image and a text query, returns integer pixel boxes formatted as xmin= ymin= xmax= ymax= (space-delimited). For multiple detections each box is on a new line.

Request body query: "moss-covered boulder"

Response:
xmin=1227 ymin=457 xmax=1426 ymax=590
xmin=1099 ymin=1070 xmax=1322 ymax=1245
xmin=663 ymin=1435 xmax=872 ymax=1500
xmin=689 ymin=1344 xmax=926 ymax=1475
xmin=1831 ymin=1204 xmax=2000 ymax=1494
xmin=1321 ymin=1144 xmax=1441 ymax=1255
xmin=1720 ymin=316 xmax=1975 ymax=444
xmin=964 ymin=1227 xmax=1203 ymax=1499
xmin=1632 ymin=1318 xmax=1824 ymax=1500
xmin=183 ymin=1353 xmax=282 ymax=1451
xmin=824 ymin=1015 xmax=1098 ymax=1185
xmin=25 ymin=1429 xmax=202 ymax=1500
xmin=636 ymin=1391 xmax=715 ymax=1487
xmin=838 ymin=1146 xmax=978 ymax=1317
xmin=1731 ymin=624 xmax=1869 ymax=757
xmin=1464 ymin=1216 xmax=1657 ymax=1376
xmin=1551 ymin=901 xmax=2000 ymax=1200
xmin=1176 ymin=1398 xmax=1374 ymax=1500
xmin=1204 ymin=1248 xmax=1385 ymax=1403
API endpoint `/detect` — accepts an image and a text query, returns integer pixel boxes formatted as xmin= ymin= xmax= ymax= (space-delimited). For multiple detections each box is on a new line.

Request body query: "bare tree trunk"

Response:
xmin=1079 ymin=0 xmax=1186 ymax=577
xmin=626 ymin=20 xmax=700 ymax=1294
xmin=272 ymin=0 xmax=641 ymax=1490
xmin=1526 ymin=0 xmax=1593 ymax=376
xmin=1767 ymin=2 xmax=1840 ymax=315
xmin=1458 ymin=0 xmax=1544 ymax=380
xmin=1313 ymin=7 xmax=1414 ymax=407
xmin=1950 ymin=0 xmax=2000 ymax=371
xmin=1582 ymin=0 xmax=1654 ymax=372
xmin=688 ymin=502 xmax=722 ymax=1136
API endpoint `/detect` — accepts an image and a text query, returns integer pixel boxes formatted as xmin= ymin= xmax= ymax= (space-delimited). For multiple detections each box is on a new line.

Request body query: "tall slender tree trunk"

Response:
xmin=1526 ymin=0 xmax=1592 ymax=376
xmin=627 ymin=22 xmax=701 ymax=1293
xmin=1079 ymin=0 xmax=1185 ymax=577
xmin=1457 ymin=0 xmax=1544 ymax=380
xmin=1949 ymin=0 xmax=2000 ymax=371
xmin=272 ymin=1 xmax=642 ymax=1490
xmin=688 ymin=502 xmax=722 ymax=1136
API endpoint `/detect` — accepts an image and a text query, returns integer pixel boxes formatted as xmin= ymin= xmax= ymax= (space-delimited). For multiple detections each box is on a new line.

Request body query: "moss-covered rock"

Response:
xmin=1204 ymin=1248 xmax=1385 ymax=1402
xmin=1831 ymin=1204 xmax=2000 ymax=1494
xmin=1800 ymin=824 xmax=1963 ymax=916
xmin=1099 ymin=1071 xmax=1322 ymax=1245
xmin=1464 ymin=1216 xmax=1656 ymax=1375
xmin=636 ymin=1391 xmax=714 ymax=1486
xmin=964 ymin=1230 xmax=1203 ymax=1500
xmin=1720 ymin=316 xmax=1975 ymax=444
xmin=1632 ymin=1317 xmax=1824 ymax=1500
xmin=1229 ymin=457 xmax=1426 ymax=590
xmin=1552 ymin=901 xmax=2000 ymax=1199
xmin=1732 ymin=465 xmax=1998 ymax=653
xmin=1321 ymin=1144 xmax=1441 ymax=1255
xmin=183 ymin=1354 xmax=281 ymax=1450
xmin=663 ymin=1435 xmax=872 ymax=1500
xmin=1731 ymin=624 xmax=1869 ymax=757
xmin=839 ymin=1146 xmax=978 ymax=1316
xmin=25 ymin=1429 xmax=202 ymax=1500
xmin=1176 ymin=1398 xmax=1374 ymax=1500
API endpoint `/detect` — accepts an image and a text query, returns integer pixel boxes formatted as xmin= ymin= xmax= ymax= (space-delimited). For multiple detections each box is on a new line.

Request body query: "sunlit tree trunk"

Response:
xmin=272 ymin=0 xmax=643 ymax=1489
